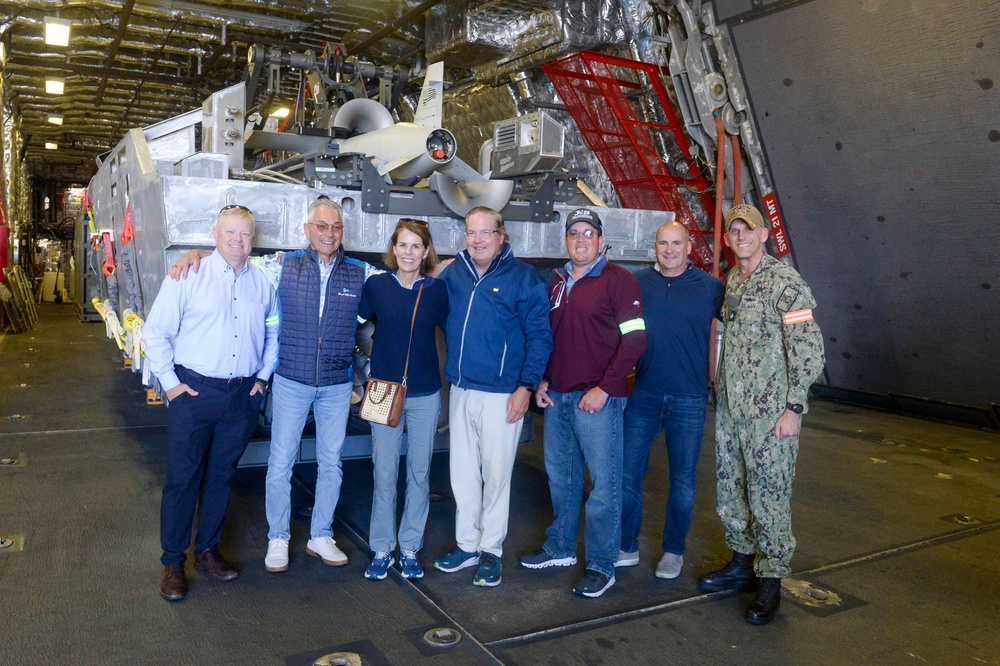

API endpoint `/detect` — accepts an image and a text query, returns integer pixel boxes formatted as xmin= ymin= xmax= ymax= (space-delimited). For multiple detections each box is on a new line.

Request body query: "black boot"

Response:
xmin=745 ymin=577 xmax=782 ymax=625
xmin=697 ymin=551 xmax=758 ymax=592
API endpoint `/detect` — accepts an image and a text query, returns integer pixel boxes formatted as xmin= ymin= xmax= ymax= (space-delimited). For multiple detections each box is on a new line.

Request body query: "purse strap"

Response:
xmin=401 ymin=280 xmax=424 ymax=387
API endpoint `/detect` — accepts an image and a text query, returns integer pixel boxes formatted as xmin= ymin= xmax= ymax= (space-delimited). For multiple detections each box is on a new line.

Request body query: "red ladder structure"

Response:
xmin=542 ymin=50 xmax=733 ymax=273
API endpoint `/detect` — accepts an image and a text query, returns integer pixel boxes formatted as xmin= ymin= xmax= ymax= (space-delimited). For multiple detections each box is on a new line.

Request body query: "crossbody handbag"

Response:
xmin=359 ymin=281 xmax=424 ymax=427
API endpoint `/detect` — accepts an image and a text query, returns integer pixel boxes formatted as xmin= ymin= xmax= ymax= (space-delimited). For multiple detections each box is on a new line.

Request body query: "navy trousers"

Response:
xmin=160 ymin=367 xmax=263 ymax=565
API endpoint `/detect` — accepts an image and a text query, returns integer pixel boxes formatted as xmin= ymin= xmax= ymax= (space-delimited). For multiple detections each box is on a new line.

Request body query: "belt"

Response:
xmin=176 ymin=366 xmax=254 ymax=388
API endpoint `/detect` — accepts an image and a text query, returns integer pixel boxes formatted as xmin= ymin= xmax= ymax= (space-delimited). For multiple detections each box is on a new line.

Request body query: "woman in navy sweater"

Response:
xmin=358 ymin=218 xmax=449 ymax=580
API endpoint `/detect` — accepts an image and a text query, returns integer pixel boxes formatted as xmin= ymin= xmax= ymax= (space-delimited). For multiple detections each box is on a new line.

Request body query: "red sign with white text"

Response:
xmin=762 ymin=191 xmax=790 ymax=257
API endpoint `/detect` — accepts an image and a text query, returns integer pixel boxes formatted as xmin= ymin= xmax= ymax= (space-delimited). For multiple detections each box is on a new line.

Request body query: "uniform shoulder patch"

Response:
xmin=776 ymin=286 xmax=800 ymax=314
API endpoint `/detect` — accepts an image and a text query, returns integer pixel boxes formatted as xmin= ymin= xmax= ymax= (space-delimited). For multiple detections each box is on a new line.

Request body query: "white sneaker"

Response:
xmin=265 ymin=539 xmax=289 ymax=573
xmin=655 ymin=552 xmax=683 ymax=579
xmin=306 ymin=537 xmax=348 ymax=566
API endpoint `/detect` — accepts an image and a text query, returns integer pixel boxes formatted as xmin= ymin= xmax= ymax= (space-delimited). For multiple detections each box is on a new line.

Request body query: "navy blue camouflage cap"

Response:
xmin=565 ymin=208 xmax=603 ymax=234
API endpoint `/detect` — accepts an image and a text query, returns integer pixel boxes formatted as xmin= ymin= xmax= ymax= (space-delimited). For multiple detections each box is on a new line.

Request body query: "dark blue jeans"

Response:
xmin=542 ymin=389 xmax=626 ymax=578
xmin=160 ymin=368 xmax=261 ymax=565
xmin=620 ymin=389 xmax=707 ymax=557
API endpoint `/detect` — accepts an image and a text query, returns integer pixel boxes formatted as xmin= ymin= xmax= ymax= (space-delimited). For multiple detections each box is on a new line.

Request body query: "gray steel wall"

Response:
xmin=719 ymin=0 xmax=999 ymax=406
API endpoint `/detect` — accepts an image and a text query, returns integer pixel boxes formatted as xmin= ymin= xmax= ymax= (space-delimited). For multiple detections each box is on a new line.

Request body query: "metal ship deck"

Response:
xmin=1 ymin=304 xmax=998 ymax=665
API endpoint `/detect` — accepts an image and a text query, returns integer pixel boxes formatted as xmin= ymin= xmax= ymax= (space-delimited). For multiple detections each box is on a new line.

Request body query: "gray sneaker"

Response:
xmin=615 ymin=550 xmax=639 ymax=568
xmin=655 ymin=552 xmax=683 ymax=579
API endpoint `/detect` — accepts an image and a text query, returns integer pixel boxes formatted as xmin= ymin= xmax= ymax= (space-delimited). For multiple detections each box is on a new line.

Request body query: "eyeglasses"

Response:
xmin=220 ymin=204 xmax=252 ymax=216
xmin=309 ymin=222 xmax=344 ymax=234
xmin=567 ymin=228 xmax=598 ymax=239
xmin=465 ymin=229 xmax=498 ymax=240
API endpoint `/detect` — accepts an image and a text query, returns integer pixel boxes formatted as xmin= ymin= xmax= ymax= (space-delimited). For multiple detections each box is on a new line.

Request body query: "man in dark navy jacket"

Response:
xmin=432 ymin=206 xmax=553 ymax=588
xmin=616 ymin=221 xmax=724 ymax=581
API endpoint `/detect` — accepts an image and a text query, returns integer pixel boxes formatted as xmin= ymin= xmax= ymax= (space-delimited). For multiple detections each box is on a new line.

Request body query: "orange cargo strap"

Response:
xmin=101 ymin=232 xmax=116 ymax=276
xmin=120 ymin=201 xmax=134 ymax=244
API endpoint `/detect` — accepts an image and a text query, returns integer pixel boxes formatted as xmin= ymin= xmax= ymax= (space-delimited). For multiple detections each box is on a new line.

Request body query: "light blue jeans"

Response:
xmin=265 ymin=374 xmax=353 ymax=540
xmin=541 ymin=389 xmax=626 ymax=578
xmin=368 ymin=391 xmax=441 ymax=553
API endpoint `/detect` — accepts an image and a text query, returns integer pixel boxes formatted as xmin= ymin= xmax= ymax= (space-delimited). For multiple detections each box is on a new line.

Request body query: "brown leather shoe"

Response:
xmin=159 ymin=564 xmax=187 ymax=601
xmin=195 ymin=547 xmax=239 ymax=581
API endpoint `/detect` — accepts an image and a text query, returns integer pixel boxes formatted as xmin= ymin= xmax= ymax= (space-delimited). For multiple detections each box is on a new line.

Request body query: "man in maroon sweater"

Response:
xmin=519 ymin=208 xmax=647 ymax=598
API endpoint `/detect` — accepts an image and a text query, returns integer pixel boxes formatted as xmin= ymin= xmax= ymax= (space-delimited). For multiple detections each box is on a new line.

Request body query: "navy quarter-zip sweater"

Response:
xmin=633 ymin=261 xmax=724 ymax=397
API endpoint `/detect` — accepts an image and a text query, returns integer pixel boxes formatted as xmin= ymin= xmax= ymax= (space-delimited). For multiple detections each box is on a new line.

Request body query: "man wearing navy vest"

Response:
xmin=262 ymin=197 xmax=380 ymax=573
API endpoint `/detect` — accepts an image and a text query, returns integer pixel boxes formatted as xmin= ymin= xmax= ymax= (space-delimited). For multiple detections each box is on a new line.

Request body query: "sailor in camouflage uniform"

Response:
xmin=697 ymin=204 xmax=825 ymax=626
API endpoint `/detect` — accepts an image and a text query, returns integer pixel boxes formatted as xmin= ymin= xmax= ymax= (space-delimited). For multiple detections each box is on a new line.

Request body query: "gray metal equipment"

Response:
xmin=83 ymin=46 xmax=672 ymax=464
xmin=491 ymin=111 xmax=565 ymax=178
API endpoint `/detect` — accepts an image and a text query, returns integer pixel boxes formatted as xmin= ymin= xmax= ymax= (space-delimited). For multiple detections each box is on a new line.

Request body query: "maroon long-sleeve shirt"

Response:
xmin=544 ymin=257 xmax=647 ymax=397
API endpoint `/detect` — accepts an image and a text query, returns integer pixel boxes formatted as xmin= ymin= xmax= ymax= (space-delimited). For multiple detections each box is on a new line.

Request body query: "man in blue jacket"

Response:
xmin=433 ymin=206 xmax=553 ymax=587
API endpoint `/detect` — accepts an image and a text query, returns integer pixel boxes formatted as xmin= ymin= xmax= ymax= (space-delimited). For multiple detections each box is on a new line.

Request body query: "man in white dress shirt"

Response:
xmin=144 ymin=205 xmax=279 ymax=601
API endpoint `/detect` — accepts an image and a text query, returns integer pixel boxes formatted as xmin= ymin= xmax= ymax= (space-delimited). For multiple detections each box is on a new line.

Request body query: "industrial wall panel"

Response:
xmin=714 ymin=0 xmax=754 ymax=21
xmin=728 ymin=0 xmax=1000 ymax=406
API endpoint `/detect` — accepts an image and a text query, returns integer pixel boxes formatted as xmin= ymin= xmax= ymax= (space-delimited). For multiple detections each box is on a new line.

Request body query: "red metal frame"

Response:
xmin=542 ymin=50 xmax=733 ymax=273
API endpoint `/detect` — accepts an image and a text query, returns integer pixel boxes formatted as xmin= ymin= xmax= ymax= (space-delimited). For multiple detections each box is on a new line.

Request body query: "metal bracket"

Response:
xmin=305 ymin=152 xmax=366 ymax=188
xmin=529 ymin=172 xmax=557 ymax=222
xmin=359 ymin=158 xmax=390 ymax=213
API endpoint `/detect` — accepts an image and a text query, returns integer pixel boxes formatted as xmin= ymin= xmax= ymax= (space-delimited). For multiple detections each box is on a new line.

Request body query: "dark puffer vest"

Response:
xmin=275 ymin=247 xmax=366 ymax=387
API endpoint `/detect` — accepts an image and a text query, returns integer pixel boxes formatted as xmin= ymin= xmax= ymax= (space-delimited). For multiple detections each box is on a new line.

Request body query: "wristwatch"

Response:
xmin=786 ymin=402 xmax=804 ymax=415
xmin=518 ymin=381 xmax=535 ymax=391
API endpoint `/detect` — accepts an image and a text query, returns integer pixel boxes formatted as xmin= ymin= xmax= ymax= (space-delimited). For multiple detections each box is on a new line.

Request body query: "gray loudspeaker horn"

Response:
xmin=333 ymin=99 xmax=395 ymax=133
xmin=429 ymin=170 xmax=514 ymax=217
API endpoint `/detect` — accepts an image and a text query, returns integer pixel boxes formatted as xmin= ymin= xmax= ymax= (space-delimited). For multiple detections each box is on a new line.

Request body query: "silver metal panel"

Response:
xmin=145 ymin=126 xmax=196 ymax=167
xmin=730 ymin=0 xmax=1000 ymax=405
xmin=176 ymin=153 xmax=229 ymax=179
xmin=201 ymin=83 xmax=246 ymax=170
xmin=141 ymin=108 xmax=202 ymax=142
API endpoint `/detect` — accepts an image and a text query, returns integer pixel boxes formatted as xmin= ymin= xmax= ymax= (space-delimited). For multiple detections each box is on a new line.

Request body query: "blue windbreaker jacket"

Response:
xmin=440 ymin=243 xmax=553 ymax=394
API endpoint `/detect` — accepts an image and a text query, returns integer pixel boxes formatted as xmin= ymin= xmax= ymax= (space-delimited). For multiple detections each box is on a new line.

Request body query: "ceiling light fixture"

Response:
xmin=48 ymin=114 xmax=65 ymax=125
xmin=44 ymin=16 xmax=74 ymax=47
xmin=45 ymin=77 xmax=65 ymax=95
xmin=45 ymin=142 xmax=59 ymax=150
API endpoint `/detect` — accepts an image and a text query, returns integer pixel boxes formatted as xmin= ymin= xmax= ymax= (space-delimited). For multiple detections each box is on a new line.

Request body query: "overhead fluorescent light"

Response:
xmin=45 ymin=142 xmax=59 ymax=150
xmin=45 ymin=77 xmax=65 ymax=95
xmin=270 ymin=107 xmax=290 ymax=118
xmin=44 ymin=16 xmax=73 ymax=47
xmin=48 ymin=114 xmax=65 ymax=125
